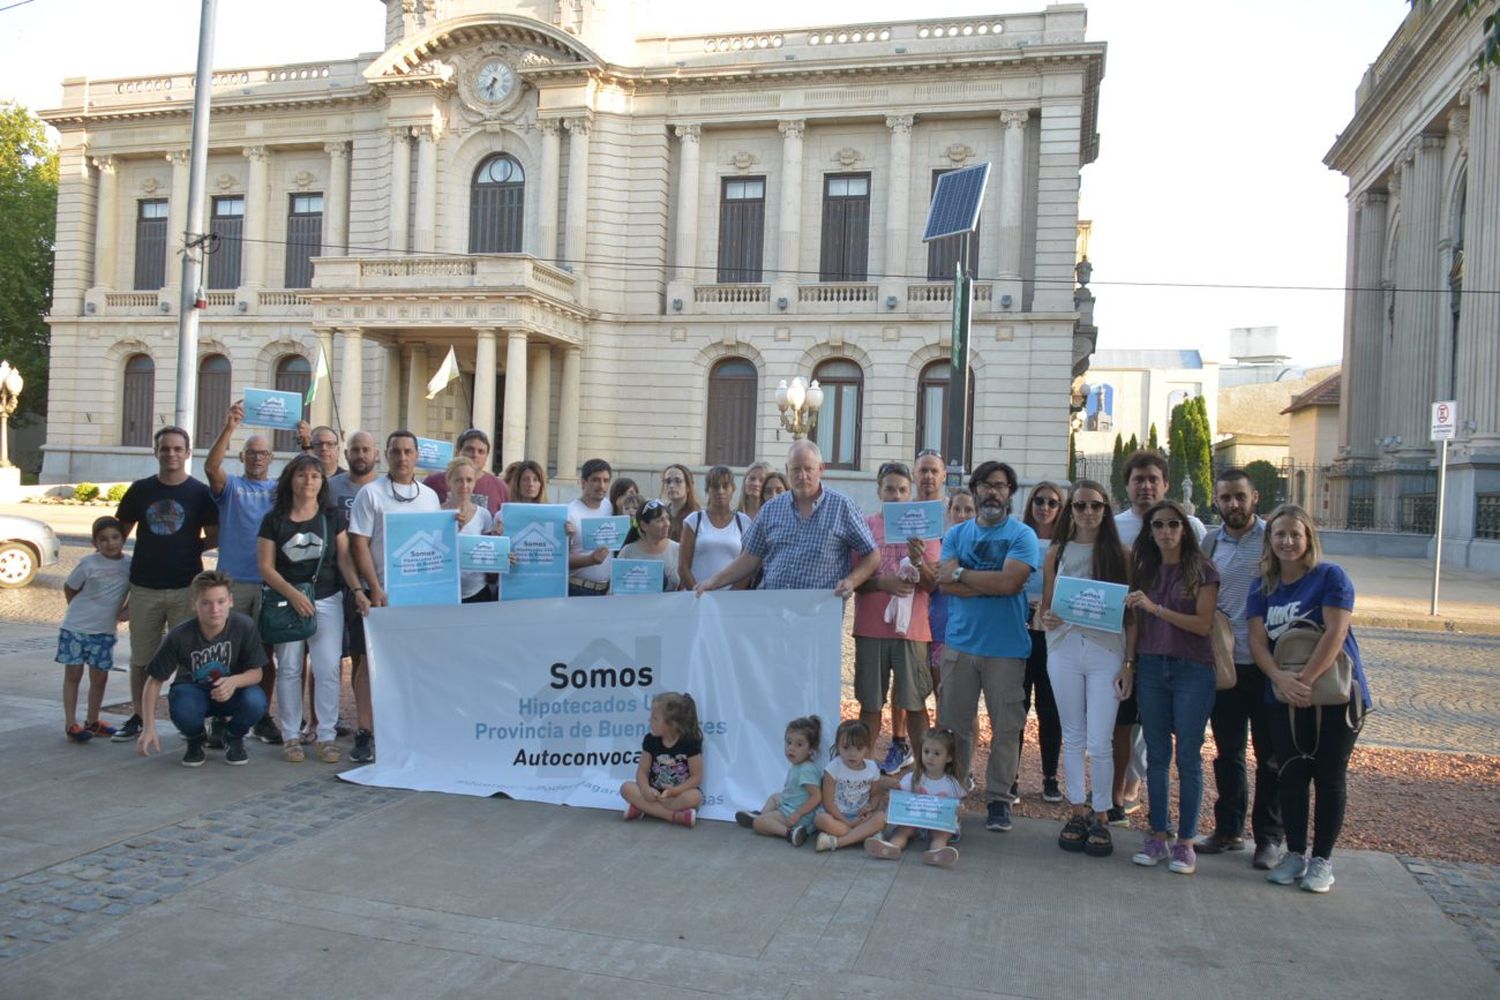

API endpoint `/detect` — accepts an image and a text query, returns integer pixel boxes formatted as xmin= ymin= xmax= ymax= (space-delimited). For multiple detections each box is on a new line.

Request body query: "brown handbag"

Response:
xmin=1209 ymin=610 xmax=1237 ymax=691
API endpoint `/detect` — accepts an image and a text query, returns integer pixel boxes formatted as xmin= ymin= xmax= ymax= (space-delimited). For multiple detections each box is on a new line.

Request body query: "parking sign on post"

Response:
xmin=1431 ymin=400 xmax=1457 ymax=442
xmin=1429 ymin=400 xmax=1457 ymax=615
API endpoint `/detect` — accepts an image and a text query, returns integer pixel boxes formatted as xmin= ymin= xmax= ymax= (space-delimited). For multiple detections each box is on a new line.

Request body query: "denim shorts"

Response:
xmin=56 ymin=628 xmax=118 ymax=671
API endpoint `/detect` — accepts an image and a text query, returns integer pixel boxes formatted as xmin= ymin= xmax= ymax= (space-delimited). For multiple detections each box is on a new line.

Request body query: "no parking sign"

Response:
xmin=1431 ymin=401 xmax=1457 ymax=442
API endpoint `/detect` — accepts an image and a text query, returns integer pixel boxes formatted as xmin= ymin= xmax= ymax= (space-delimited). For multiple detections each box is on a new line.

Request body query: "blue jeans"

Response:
xmin=168 ymin=683 xmax=268 ymax=739
xmin=1135 ymin=654 xmax=1216 ymax=839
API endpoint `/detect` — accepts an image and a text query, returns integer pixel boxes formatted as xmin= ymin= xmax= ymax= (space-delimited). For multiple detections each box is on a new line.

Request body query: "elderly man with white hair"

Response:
xmin=696 ymin=439 xmax=878 ymax=596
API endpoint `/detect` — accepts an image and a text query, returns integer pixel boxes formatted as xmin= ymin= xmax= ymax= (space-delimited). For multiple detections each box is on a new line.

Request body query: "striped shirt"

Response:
xmin=1207 ymin=517 xmax=1265 ymax=664
xmin=743 ymin=487 xmax=876 ymax=590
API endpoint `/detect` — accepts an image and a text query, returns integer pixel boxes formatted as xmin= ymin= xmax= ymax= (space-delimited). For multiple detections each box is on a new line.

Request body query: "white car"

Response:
xmin=0 ymin=514 xmax=61 ymax=588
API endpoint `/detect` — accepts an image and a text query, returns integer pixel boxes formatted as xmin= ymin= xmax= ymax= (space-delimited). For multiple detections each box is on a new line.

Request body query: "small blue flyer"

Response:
xmin=580 ymin=515 xmax=632 ymax=553
xmin=886 ymin=790 xmax=960 ymax=834
xmin=458 ymin=534 xmax=510 ymax=574
xmin=382 ymin=511 xmax=460 ymax=607
xmin=1051 ymin=575 xmax=1128 ymax=634
xmin=610 ymin=558 xmax=663 ymax=595
xmin=242 ymin=388 xmax=303 ymax=431
xmin=500 ymin=503 xmax=569 ymax=601
xmin=415 ymin=437 xmax=455 ymax=470
xmin=882 ymin=500 xmax=945 ymax=541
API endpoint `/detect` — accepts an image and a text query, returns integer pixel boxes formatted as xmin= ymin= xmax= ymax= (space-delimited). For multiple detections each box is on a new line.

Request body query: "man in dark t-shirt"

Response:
xmin=113 ymin=425 xmax=218 ymax=744
xmin=137 ymin=570 xmax=267 ymax=767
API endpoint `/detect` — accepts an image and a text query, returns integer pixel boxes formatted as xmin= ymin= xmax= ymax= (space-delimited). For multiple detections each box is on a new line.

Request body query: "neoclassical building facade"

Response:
xmin=1325 ymin=1 xmax=1500 ymax=568
xmin=41 ymin=0 xmax=1105 ymax=492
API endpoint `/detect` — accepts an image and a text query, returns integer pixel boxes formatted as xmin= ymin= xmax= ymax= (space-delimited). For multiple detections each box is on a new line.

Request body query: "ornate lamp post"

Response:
xmin=775 ymin=376 xmax=824 ymax=441
xmin=0 ymin=361 xmax=22 ymax=469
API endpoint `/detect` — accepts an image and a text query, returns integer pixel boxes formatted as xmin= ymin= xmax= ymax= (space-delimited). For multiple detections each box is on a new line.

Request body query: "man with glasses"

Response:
xmin=423 ymin=428 xmax=510 ymax=513
xmin=204 ymin=401 xmax=280 ymax=744
xmin=936 ymin=460 xmax=1040 ymax=833
xmin=297 ymin=422 xmax=346 ymax=479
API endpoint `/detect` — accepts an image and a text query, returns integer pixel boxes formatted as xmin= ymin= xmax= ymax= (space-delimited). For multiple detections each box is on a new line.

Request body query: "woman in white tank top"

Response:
xmin=679 ymin=465 xmax=752 ymax=591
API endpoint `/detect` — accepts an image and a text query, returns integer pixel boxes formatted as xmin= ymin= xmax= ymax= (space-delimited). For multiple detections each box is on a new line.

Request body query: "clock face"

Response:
xmin=475 ymin=60 xmax=515 ymax=104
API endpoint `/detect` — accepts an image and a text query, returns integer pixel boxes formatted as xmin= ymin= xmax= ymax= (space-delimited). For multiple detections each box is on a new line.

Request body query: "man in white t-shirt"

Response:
xmin=566 ymin=458 xmax=615 ymax=595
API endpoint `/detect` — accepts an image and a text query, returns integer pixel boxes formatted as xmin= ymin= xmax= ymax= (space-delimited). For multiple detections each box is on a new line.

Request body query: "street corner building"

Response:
xmin=38 ymin=1 xmax=1106 ymax=493
xmin=1324 ymin=1 xmax=1500 ymax=569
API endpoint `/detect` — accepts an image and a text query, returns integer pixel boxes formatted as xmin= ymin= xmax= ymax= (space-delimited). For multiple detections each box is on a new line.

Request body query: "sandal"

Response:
xmin=1058 ymin=814 xmax=1089 ymax=853
xmin=1084 ymin=819 xmax=1114 ymax=858
xmin=283 ymin=743 xmax=306 ymax=763
xmin=316 ymin=742 xmax=342 ymax=764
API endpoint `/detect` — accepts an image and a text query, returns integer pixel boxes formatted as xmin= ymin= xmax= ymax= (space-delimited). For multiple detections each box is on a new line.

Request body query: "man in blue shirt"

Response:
xmin=936 ymin=460 xmax=1040 ymax=833
xmin=696 ymin=439 xmax=878 ymax=594
xmin=204 ymin=400 xmax=278 ymax=744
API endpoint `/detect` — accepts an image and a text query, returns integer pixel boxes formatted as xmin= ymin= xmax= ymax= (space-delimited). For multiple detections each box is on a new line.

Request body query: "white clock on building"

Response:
xmin=474 ymin=59 xmax=515 ymax=104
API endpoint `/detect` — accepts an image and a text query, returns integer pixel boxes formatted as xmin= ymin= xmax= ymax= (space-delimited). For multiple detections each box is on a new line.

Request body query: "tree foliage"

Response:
xmin=1168 ymin=396 xmax=1212 ymax=511
xmin=1243 ymin=459 xmax=1282 ymax=512
xmin=0 ymin=103 xmax=57 ymax=419
xmin=1067 ymin=428 xmax=1078 ymax=482
xmin=1110 ymin=433 xmax=1125 ymax=502
xmin=1147 ymin=422 xmax=1159 ymax=452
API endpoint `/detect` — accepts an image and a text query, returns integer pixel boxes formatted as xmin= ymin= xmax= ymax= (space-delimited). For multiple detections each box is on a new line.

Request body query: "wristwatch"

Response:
xmin=952 ymin=566 xmax=965 ymax=584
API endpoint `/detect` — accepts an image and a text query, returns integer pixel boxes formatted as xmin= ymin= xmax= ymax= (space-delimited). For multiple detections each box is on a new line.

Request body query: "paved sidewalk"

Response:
xmin=2 ymin=625 xmax=1496 ymax=997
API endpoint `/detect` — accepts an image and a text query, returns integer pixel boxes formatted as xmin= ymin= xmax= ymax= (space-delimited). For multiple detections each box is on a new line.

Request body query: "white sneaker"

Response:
xmin=1266 ymin=852 xmax=1309 ymax=886
xmin=815 ymin=832 xmax=838 ymax=853
xmin=1299 ymin=857 xmax=1335 ymax=893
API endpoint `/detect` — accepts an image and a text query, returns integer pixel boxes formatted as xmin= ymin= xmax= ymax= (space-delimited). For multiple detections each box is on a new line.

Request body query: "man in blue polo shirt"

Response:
xmin=936 ymin=460 xmax=1040 ymax=833
xmin=695 ymin=439 xmax=878 ymax=595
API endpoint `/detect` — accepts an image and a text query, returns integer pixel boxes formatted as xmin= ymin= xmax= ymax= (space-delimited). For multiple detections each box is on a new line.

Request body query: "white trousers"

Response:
xmin=1048 ymin=630 xmax=1121 ymax=813
xmin=273 ymin=592 xmax=344 ymax=743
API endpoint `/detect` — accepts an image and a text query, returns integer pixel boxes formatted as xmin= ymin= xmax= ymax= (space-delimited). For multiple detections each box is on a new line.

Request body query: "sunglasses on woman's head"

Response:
xmin=1032 ymin=496 xmax=1061 ymax=509
xmin=1071 ymin=500 xmax=1105 ymax=512
xmin=642 ymin=498 xmax=668 ymax=511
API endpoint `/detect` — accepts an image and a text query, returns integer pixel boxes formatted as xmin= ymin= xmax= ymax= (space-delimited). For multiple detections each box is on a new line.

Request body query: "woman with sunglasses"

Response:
xmin=1124 ymin=499 xmax=1220 ymax=875
xmin=660 ymin=464 xmax=701 ymax=542
xmin=680 ymin=466 xmax=752 ymax=592
xmin=1017 ymin=481 xmax=1066 ymax=804
xmin=617 ymin=499 xmax=681 ymax=591
xmin=1039 ymin=480 xmax=1134 ymax=856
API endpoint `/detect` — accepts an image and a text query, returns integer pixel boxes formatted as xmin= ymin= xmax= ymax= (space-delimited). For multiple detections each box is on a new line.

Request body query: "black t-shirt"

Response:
xmin=642 ymin=732 xmax=703 ymax=791
xmin=146 ymin=611 xmax=267 ymax=686
xmin=257 ymin=507 xmax=347 ymax=600
xmin=116 ymin=476 xmax=218 ymax=589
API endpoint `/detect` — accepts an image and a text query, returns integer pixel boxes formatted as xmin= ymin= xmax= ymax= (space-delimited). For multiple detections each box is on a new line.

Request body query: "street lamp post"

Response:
xmin=775 ymin=376 xmax=824 ymax=440
xmin=0 ymin=360 xmax=23 ymax=470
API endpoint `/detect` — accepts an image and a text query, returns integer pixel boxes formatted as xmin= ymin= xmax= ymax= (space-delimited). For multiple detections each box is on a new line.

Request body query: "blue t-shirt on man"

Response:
xmin=940 ymin=516 xmax=1040 ymax=659
xmin=213 ymin=474 xmax=276 ymax=584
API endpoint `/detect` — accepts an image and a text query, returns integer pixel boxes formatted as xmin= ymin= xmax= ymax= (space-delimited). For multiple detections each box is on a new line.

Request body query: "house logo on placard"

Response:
xmin=392 ymin=530 xmax=451 ymax=576
xmin=511 ymin=521 xmax=559 ymax=564
xmin=1071 ymin=586 xmax=1108 ymax=620
xmin=465 ymin=536 xmax=502 ymax=569
xmin=254 ymin=395 xmax=289 ymax=424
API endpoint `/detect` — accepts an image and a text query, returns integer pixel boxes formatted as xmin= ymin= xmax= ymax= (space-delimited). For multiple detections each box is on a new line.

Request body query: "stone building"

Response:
xmin=39 ymin=1 xmax=1105 ymax=494
xmin=1325 ymin=1 xmax=1500 ymax=567
xmin=1072 ymin=349 xmax=1219 ymax=463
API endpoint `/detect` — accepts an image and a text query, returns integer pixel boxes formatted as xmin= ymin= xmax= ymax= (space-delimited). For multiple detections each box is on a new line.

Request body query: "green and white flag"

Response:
xmin=304 ymin=344 xmax=329 ymax=406
xmin=426 ymin=345 xmax=461 ymax=399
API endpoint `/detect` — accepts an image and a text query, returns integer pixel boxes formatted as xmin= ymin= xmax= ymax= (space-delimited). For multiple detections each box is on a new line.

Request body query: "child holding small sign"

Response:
xmin=814 ymin=719 xmax=887 ymax=852
xmin=735 ymin=715 xmax=823 ymax=847
xmin=865 ymin=728 xmax=965 ymax=868
xmin=621 ymin=692 xmax=704 ymax=827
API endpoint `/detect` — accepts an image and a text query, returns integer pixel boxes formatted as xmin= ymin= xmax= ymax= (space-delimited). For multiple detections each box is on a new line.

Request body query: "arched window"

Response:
xmin=470 ymin=154 xmax=525 ymax=253
xmin=916 ymin=360 xmax=975 ymax=464
xmin=195 ymin=354 xmax=232 ymax=445
xmin=121 ymin=354 xmax=155 ymax=447
xmin=705 ymin=357 xmax=757 ymax=466
xmin=810 ymin=358 xmax=863 ymax=469
xmin=273 ymin=355 xmax=312 ymax=452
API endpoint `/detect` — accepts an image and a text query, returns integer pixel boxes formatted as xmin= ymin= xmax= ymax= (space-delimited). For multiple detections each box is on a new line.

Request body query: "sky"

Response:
xmin=0 ymin=0 xmax=1413 ymax=367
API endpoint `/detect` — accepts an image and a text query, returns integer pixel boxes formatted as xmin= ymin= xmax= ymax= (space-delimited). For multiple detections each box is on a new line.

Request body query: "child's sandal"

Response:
xmin=1058 ymin=814 xmax=1089 ymax=853
xmin=1084 ymin=820 xmax=1114 ymax=858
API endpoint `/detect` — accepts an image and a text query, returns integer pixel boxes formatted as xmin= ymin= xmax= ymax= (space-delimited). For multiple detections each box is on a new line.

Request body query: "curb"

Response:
xmin=1354 ymin=612 xmax=1500 ymax=636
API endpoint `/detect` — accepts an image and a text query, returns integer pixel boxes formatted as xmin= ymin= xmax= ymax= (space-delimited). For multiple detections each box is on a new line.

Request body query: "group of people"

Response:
xmin=55 ymin=414 xmax=1368 ymax=893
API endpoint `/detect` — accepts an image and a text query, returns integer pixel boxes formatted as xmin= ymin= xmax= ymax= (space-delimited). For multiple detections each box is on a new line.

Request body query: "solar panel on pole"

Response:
xmin=922 ymin=162 xmax=990 ymax=243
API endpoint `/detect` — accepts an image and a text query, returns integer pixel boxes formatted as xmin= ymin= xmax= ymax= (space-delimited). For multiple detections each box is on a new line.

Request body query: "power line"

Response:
xmin=0 ymin=0 xmax=40 ymax=13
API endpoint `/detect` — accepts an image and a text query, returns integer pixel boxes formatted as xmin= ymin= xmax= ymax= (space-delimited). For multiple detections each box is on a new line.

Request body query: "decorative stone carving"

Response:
xmin=832 ymin=146 xmax=864 ymax=167
xmin=674 ymin=123 xmax=701 ymax=142
xmin=243 ymin=145 xmax=267 ymax=162
xmin=324 ymin=141 xmax=351 ymax=159
xmin=521 ymin=49 xmax=557 ymax=68
xmin=944 ymin=142 xmax=975 ymax=165
xmin=1355 ymin=189 xmax=1388 ymax=209
xmin=564 ymin=115 xmax=592 ymax=136
xmin=1448 ymin=108 xmax=1469 ymax=153
xmin=139 ymin=176 xmax=160 ymax=194
xmin=729 ymin=150 xmax=760 ymax=172
xmin=777 ymin=119 xmax=805 ymax=139
xmin=216 ymin=173 xmax=236 ymax=191
xmin=294 ymin=170 xmax=316 ymax=189
xmin=885 ymin=114 xmax=914 ymax=134
xmin=537 ymin=118 xmax=561 ymax=136
xmin=1000 ymin=108 xmax=1030 ymax=129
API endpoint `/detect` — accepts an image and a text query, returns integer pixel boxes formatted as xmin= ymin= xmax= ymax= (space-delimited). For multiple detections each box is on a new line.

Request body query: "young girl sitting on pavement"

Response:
xmin=620 ymin=692 xmax=704 ymax=828
xmin=815 ymin=719 xmax=887 ymax=852
xmin=57 ymin=516 xmax=132 ymax=742
xmin=736 ymin=715 xmax=823 ymax=846
xmin=865 ymin=728 xmax=965 ymax=868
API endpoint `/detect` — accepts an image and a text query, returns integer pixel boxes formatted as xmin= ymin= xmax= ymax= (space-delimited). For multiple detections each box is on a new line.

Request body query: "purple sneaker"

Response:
xmin=1131 ymin=836 xmax=1171 ymax=867
xmin=1169 ymin=840 xmax=1197 ymax=874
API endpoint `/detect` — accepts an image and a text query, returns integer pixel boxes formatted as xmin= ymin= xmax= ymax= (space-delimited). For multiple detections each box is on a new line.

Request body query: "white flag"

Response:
xmin=426 ymin=345 xmax=460 ymax=399
xmin=304 ymin=344 xmax=329 ymax=406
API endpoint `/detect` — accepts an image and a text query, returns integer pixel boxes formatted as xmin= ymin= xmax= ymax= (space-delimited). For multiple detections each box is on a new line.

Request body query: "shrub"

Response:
xmin=106 ymin=483 xmax=128 ymax=504
xmin=73 ymin=482 xmax=100 ymax=502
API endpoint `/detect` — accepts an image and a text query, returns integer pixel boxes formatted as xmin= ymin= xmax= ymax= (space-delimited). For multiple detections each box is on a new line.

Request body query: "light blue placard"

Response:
xmin=459 ymin=534 xmax=510 ymax=575
xmin=882 ymin=500 xmax=945 ymax=541
xmin=886 ymin=789 xmax=960 ymax=834
xmin=383 ymin=511 xmax=460 ymax=607
xmin=242 ymin=388 xmax=303 ymax=431
xmin=580 ymin=515 xmax=632 ymax=553
xmin=415 ymin=437 xmax=455 ymax=470
xmin=500 ymin=503 xmax=569 ymax=600
xmin=1051 ymin=575 xmax=1128 ymax=634
xmin=611 ymin=558 xmax=663 ymax=595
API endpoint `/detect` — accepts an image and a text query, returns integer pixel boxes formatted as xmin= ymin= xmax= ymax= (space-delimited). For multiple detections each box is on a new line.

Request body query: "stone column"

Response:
xmin=997 ymin=109 xmax=1029 ymax=294
xmin=564 ymin=116 xmax=592 ymax=270
xmin=472 ymin=327 xmax=498 ymax=442
xmin=527 ymin=345 xmax=553 ymax=468
xmin=1349 ymin=189 xmax=1388 ymax=459
xmin=90 ymin=155 xmax=117 ymax=290
xmin=556 ymin=346 xmax=582 ymax=478
xmin=324 ymin=142 xmax=350 ymax=255
xmin=383 ymin=344 xmax=402 ymax=432
xmin=388 ymin=127 xmax=411 ymax=254
xmin=502 ymin=331 xmax=529 ymax=467
xmin=312 ymin=328 xmax=337 ymax=429
xmin=241 ymin=145 xmax=270 ymax=290
xmin=338 ymin=328 xmax=365 ymax=434
xmin=1458 ymin=71 xmax=1499 ymax=446
xmin=882 ymin=115 xmax=914 ymax=299
xmin=775 ymin=120 xmax=805 ymax=295
xmin=673 ymin=124 xmax=701 ymax=282
xmin=405 ymin=342 xmax=429 ymax=437
xmin=413 ymin=125 xmax=438 ymax=253
xmin=537 ymin=119 xmax=561 ymax=262
xmin=1395 ymin=134 xmax=1445 ymax=453
xmin=165 ymin=149 xmax=190 ymax=298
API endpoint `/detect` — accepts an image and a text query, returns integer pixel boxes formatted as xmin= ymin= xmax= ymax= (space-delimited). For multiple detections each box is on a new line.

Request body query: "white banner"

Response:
xmin=341 ymin=590 xmax=843 ymax=822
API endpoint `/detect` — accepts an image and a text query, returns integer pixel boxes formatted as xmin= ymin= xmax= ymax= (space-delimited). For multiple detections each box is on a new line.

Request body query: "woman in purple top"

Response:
xmin=1123 ymin=499 xmax=1220 ymax=875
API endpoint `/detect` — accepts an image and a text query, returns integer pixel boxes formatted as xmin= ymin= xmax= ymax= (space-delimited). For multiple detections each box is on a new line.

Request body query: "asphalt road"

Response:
xmin=5 ymin=541 xmax=1498 ymax=756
